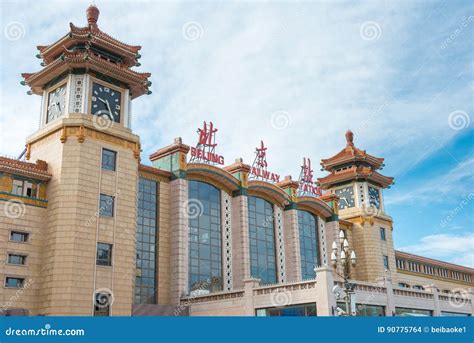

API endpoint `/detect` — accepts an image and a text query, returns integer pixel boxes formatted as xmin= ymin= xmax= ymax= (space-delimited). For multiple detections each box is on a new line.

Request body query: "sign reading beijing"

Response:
xmin=298 ymin=157 xmax=322 ymax=196
xmin=189 ymin=121 xmax=225 ymax=165
xmin=249 ymin=140 xmax=280 ymax=183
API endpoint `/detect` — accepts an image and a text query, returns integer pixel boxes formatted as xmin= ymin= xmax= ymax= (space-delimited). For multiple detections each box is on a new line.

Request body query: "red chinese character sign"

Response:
xmin=249 ymin=141 xmax=280 ymax=183
xmin=298 ymin=157 xmax=322 ymax=196
xmin=190 ymin=121 xmax=225 ymax=165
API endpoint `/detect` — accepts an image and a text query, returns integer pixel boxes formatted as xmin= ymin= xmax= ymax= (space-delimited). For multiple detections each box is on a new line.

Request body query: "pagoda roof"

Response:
xmin=317 ymin=164 xmax=394 ymax=189
xmin=320 ymin=130 xmax=384 ymax=171
xmin=22 ymin=5 xmax=151 ymax=99
xmin=36 ymin=5 xmax=140 ymax=68
xmin=22 ymin=48 xmax=150 ymax=99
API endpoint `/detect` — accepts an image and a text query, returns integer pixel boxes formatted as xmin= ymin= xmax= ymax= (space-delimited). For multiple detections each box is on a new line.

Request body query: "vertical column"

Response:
xmin=231 ymin=194 xmax=250 ymax=289
xmin=424 ymin=284 xmax=441 ymax=316
xmin=243 ymin=278 xmax=260 ymax=316
xmin=221 ymin=190 xmax=233 ymax=291
xmin=283 ymin=208 xmax=301 ymax=282
xmin=274 ymin=205 xmax=286 ymax=283
xmin=318 ymin=218 xmax=328 ymax=267
xmin=169 ymin=178 xmax=189 ymax=305
xmin=314 ymin=266 xmax=336 ymax=316
xmin=379 ymin=276 xmax=396 ymax=316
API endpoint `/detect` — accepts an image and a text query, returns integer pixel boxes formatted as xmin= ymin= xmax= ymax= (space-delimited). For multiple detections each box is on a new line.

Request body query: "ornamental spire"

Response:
xmin=345 ymin=130 xmax=354 ymax=147
xmin=86 ymin=4 xmax=100 ymax=29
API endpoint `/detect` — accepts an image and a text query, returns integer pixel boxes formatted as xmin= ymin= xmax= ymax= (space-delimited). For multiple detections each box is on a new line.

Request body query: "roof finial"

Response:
xmin=345 ymin=130 xmax=354 ymax=147
xmin=86 ymin=4 xmax=100 ymax=29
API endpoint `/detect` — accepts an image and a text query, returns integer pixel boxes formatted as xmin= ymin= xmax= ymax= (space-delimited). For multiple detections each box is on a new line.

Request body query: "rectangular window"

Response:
xmin=7 ymin=254 xmax=27 ymax=265
xmin=383 ymin=255 xmax=389 ymax=270
xmin=9 ymin=231 xmax=29 ymax=242
xmin=101 ymin=149 xmax=117 ymax=171
xmin=5 ymin=277 xmax=25 ymax=288
xmin=12 ymin=180 xmax=23 ymax=195
xmin=94 ymin=292 xmax=111 ymax=316
xmin=99 ymin=194 xmax=114 ymax=217
xmin=11 ymin=180 xmax=36 ymax=198
xmin=380 ymin=227 xmax=386 ymax=241
xmin=96 ymin=243 xmax=112 ymax=266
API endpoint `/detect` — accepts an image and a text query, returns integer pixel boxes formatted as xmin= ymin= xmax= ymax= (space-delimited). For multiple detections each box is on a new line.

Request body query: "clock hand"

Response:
xmin=105 ymin=99 xmax=112 ymax=115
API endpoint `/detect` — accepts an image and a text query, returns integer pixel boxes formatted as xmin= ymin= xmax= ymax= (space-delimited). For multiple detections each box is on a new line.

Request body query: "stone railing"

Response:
xmin=180 ymin=289 xmax=244 ymax=304
xmin=334 ymin=280 xmax=387 ymax=294
xmin=254 ymin=279 xmax=317 ymax=296
xmin=393 ymin=288 xmax=434 ymax=299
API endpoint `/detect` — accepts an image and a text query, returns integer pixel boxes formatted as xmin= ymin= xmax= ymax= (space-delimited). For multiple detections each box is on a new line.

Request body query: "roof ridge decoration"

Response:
xmin=22 ymin=5 xmax=151 ymax=99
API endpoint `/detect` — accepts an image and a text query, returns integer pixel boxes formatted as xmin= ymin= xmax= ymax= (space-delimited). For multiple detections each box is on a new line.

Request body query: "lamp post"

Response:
xmin=331 ymin=230 xmax=357 ymax=316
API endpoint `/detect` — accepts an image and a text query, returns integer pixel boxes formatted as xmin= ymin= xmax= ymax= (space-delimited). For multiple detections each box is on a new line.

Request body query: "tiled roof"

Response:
xmin=0 ymin=156 xmax=52 ymax=181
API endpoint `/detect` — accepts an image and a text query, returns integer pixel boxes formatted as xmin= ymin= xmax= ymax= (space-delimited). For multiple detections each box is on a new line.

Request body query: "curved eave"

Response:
xmin=247 ymin=180 xmax=290 ymax=208
xmin=318 ymin=169 xmax=394 ymax=189
xmin=39 ymin=34 xmax=138 ymax=68
xmin=22 ymin=53 xmax=150 ymax=99
xmin=296 ymin=196 xmax=333 ymax=218
xmin=187 ymin=163 xmax=240 ymax=194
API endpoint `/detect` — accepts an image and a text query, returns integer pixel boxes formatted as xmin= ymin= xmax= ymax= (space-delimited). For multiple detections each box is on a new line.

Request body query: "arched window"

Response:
xmin=298 ymin=210 xmax=319 ymax=280
xmin=248 ymin=196 xmax=277 ymax=284
xmin=188 ymin=181 xmax=222 ymax=294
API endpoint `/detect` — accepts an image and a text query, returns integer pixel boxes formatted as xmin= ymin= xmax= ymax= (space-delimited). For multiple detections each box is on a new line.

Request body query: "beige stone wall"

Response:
xmin=283 ymin=209 xmax=300 ymax=281
xmin=230 ymin=195 xmax=250 ymax=289
xmin=169 ymin=179 xmax=188 ymax=305
xmin=0 ymin=202 xmax=46 ymax=315
xmin=25 ymin=118 xmax=139 ymax=316
xmin=396 ymin=271 xmax=472 ymax=292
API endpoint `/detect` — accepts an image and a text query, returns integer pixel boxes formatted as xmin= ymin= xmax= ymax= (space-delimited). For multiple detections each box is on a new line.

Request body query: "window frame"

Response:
xmin=9 ymin=231 xmax=30 ymax=243
xmin=380 ymin=227 xmax=386 ymax=241
xmin=383 ymin=255 xmax=390 ymax=270
xmin=101 ymin=148 xmax=117 ymax=171
xmin=5 ymin=277 xmax=25 ymax=288
xmin=99 ymin=194 xmax=115 ymax=217
xmin=7 ymin=253 xmax=27 ymax=266
xmin=96 ymin=242 xmax=113 ymax=266
xmin=297 ymin=210 xmax=320 ymax=280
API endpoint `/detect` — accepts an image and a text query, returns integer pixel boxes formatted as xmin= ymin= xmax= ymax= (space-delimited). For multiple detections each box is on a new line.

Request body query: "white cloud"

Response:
xmin=385 ymin=156 xmax=474 ymax=205
xmin=398 ymin=233 xmax=474 ymax=268
xmin=0 ymin=1 xmax=471 ymax=180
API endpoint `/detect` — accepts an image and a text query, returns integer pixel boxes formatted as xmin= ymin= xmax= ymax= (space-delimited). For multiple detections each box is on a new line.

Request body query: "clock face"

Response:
xmin=47 ymin=84 xmax=66 ymax=123
xmin=368 ymin=186 xmax=381 ymax=209
xmin=91 ymin=82 xmax=121 ymax=123
xmin=335 ymin=186 xmax=355 ymax=210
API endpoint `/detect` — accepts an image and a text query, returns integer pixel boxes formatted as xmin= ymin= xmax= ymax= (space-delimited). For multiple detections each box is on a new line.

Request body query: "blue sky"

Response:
xmin=0 ymin=0 xmax=472 ymax=266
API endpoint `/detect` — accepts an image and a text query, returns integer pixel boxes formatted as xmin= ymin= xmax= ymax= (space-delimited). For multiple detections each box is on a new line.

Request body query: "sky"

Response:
xmin=0 ymin=0 xmax=473 ymax=267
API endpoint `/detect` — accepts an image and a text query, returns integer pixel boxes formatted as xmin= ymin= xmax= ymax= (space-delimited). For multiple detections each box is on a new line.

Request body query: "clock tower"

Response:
xmin=318 ymin=130 xmax=396 ymax=283
xmin=20 ymin=5 xmax=151 ymax=315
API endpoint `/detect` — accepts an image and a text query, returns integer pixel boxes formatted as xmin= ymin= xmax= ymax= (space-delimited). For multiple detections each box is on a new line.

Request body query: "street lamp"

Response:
xmin=331 ymin=230 xmax=357 ymax=316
